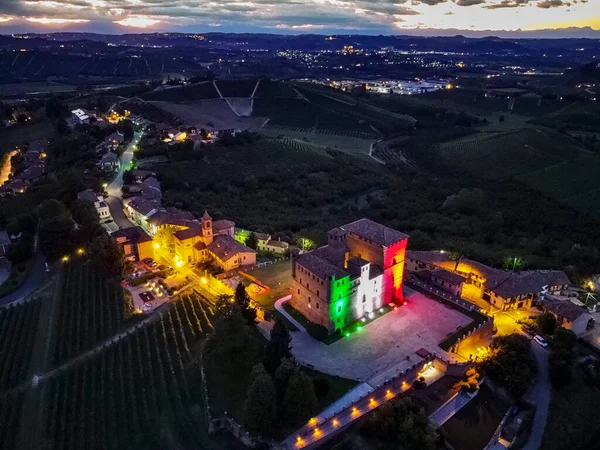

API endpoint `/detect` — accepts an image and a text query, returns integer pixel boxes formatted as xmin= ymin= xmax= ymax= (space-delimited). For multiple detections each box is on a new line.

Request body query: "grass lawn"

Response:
xmin=283 ymin=301 xmax=312 ymax=329
xmin=245 ymin=260 xmax=292 ymax=310
xmin=540 ymin=364 xmax=600 ymax=450
xmin=442 ymin=383 xmax=510 ymax=450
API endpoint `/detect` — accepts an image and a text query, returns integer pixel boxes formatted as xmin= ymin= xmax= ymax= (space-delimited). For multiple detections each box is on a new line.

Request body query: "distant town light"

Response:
xmin=61 ymin=256 xmax=70 ymax=263
xmin=77 ymin=248 xmax=85 ymax=255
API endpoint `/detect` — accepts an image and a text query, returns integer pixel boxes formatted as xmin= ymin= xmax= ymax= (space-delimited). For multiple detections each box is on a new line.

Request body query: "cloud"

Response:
xmin=415 ymin=0 xmax=449 ymax=5
xmin=484 ymin=0 xmax=531 ymax=8
xmin=537 ymin=0 xmax=564 ymax=7
xmin=113 ymin=15 xmax=161 ymax=27
xmin=26 ymin=17 xmax=90 ymax=24
xmin=455 ymin=0 xmax=486 ymax=5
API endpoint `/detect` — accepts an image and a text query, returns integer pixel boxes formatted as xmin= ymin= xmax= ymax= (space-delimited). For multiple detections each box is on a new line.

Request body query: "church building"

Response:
xmin=290 ymin=219 xmax=409 ymax=334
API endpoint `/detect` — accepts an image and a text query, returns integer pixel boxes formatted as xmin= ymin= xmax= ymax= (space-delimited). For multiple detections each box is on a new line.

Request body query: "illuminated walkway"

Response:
xmin=279 ymin=358 xmax=443 ymax=450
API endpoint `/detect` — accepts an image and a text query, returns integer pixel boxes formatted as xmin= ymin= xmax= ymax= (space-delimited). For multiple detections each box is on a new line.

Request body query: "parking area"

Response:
xmin=289 ymin=287 xmax=472 ymax=381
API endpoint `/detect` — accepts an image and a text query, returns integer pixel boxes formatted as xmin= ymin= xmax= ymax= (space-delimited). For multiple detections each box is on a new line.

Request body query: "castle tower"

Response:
xmin=327 ymin=227 xmax=347 ymax=265
xmin=201 ymin=210 xmax=213 ymax=245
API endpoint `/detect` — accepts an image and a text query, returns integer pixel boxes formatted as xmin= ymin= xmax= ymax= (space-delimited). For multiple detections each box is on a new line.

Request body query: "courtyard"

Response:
xmin=245 ymin=260 xmax=292 ymax=310
xmin=286 ymin=287 xmax=472 ymax=381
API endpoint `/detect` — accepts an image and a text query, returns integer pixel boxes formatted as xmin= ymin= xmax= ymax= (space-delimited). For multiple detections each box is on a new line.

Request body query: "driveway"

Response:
xmin=0 ymin=252 xmax=47 ymax=306
xmin=522 ymin=343 xmax=550 ymax=450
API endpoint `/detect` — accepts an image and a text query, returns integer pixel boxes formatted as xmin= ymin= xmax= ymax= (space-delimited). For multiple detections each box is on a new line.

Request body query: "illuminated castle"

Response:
xmin=291 ymin=219 xmax=409 ymax=334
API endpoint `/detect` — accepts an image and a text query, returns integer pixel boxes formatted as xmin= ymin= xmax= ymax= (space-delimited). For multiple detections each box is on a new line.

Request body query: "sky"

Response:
xmin=0 ymin=0 xmax=597 ymax=35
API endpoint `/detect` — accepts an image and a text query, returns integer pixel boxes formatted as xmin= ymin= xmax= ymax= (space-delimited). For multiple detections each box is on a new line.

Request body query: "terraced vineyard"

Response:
xmin=437 ymin=128 xmax=590 ymax=179
xmin=53 ymin=262 xmax=131 ymax=366
xmin=141 ymin=82 xmax=220 ymax=102
xmin=0 ymin=392 xmax=24 ymax=449
xmin=41 ymin=292 xmax=216 ymax=450
xmin=253 ymin=79 xmax=300 ymax=98
xmin=0 ymin=299 xmax=42 ymax=391
xmin=216 ymin=79 xmax=258 ymax=98
xmin=276 ymin=137 xmax=334 ymax=159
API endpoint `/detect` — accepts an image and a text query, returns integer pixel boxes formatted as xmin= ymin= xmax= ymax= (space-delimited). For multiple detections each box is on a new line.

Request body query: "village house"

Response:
xmin=77 ymin=190 xmax=113 ymax=223
xmin=168 ymin=211 xmax=256 ymax=271
xmin=71 ymin=108 xmax=91 ymax=125
xmin=264 ymin=238 xmax=289 ymax=255
xmin=111 ymin=226 xmax=154 ymax=262
xmin=212 ymin=220 xmax=235 ymax=237
xmin=543 ymin=300 xmax=593 ymax=337
xmin=106 ymin=132 xmax=124 ymax=151
xmin=131 ymin=170 xmax=155 ymax=183
xmin=291 ymin=219 xmax=409 ymax=334
xmin=98 ymin=152 xmax=120 ymax=172
xmin=405 ymin=250 xmax=571 ymax=310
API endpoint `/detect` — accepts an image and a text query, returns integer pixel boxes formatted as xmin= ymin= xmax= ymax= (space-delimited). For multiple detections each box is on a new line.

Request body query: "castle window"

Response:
xmin=307 ymin=283 xmax=310 ymax=289
xmin=308 ymin=297 xmax=311 ymax=303
xmin=362 ymin=294 xmax=366 ymax=303
xmin=337 ymin=304 xmax=341 ymax=313
xmin=297 ymin=289 xmax=300 ymax=295
xmin=317 ymin=290 xmax=320 ymax=296
xmin=316 ymin=303 xmax=319 ymax=310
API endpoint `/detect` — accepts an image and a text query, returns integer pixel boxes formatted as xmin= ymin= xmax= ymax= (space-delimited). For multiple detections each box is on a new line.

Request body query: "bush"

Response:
xmin=129 ymin=269 xmax=169 ymax=286
xmin=536 ymin=313 xmax=557 ymax=335
xmin=307 ymin=323 xmax=328 ymax=341
xmin=313 ymin=375 xmax=330 ymax=397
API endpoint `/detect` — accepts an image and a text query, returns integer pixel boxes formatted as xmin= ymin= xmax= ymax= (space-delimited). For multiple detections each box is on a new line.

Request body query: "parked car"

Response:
xmin=533 ymin=335 xmax=548 ymax=348
xmin=142 ymin=257 xmax=158 ymax=269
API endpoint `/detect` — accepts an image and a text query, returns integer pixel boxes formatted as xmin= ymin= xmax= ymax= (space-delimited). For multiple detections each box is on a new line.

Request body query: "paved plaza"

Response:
xmin=289 ymin=287 xmax=472 ymax=381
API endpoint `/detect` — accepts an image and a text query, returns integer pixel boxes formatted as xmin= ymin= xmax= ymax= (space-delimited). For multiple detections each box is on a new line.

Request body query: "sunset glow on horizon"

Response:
xmin=0 ymin=0 xmax=596 ymax=34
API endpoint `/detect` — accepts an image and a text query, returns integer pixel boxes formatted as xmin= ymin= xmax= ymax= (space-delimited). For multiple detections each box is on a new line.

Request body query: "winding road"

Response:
xmin=522 ymin=343 xmax=551 ymax=450
xmin=0 ymin=252 xmax=47 ymax=307
xmin=105 ymin=131 xmax=142 ymax=229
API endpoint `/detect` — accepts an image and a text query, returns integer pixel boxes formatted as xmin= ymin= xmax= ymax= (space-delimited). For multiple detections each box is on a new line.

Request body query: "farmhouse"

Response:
xmin=71 ymin=108 xmax=90 ymax=125
xmin=290 ymin=218 xmax=408 ymax=334
xmin=406 ymin=250 xmax=571 ymax=310
xmin=77 ymin=190 xmax=113 ymax=223
xmin=543 ymin=300 xmax=593 ymax=337
xmin=111 ymin=226 xmax=154 ymax=262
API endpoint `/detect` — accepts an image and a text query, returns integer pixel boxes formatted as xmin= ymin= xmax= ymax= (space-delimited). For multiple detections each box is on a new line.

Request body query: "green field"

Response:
xmin=0 ymin=120 xmax=52 ymax=150
xmin=437 ymin=128 xmax=591 ymax=179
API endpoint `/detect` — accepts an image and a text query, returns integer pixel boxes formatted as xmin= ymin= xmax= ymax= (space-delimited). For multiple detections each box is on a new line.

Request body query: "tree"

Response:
xmin=70 ymin=199 xmax=101 ymax=244
xmin=274 ymin=358 xmax=299 ymax=403
xmin=235 ymin=282 xmax=257 ymax=326
xmin=154 ymin=225 xmax=177 ymax=255
xmin=264 ymin=318 xmax=292 ymax=374
xmin=213 ymin=294 xmax=234 ymax=322
xmin=459 ymin=367 xmax=480 ymax=393
xmin=245 ymin=232 xmax=258 ymax=250
xmin=553 ymin=327 xmax=576 ymax=351
xmin=45 ymin=96 xmax=65 ymax=119
xmin=482 ymin=334 xmax=537 ymax=398
xmin=119 ymin=119 xmax=134 ymax=141
xmin=39 ymin=216 xmax=74 ymax=262
xmin=282 ymin=371 xmax=317 ymax=426
xmin=243 ymin=372 xmax=277 ymax=436
xmin=6 ymin=232 xmax=34 ymax=264
xmin=38 ymin=199 xmax=68 ymax=222
xmin=549 ymin=348 xmax=572 ymax=388
xmin=313 ymin=376 xmax=330 ymax=398
xmin=206 ymin=305 xmax=251 ymax=361
xmin=536 ymin=313 xmax=557 ymax=335
xmin=88 ymin=231 xmax=132 ymax=278
xmin=363 ymin=398 xmax=437 ymax=450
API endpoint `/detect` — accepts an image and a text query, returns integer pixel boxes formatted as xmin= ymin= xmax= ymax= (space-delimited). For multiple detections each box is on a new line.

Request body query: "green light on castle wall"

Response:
xmin=330 ymin=275 xmax=350 ymax=331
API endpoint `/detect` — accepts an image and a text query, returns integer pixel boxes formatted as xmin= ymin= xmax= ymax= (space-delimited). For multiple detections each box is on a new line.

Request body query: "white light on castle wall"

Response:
xmin=368 ymin=312 xmax=374 ymax=320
